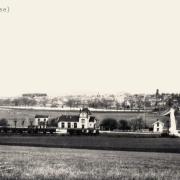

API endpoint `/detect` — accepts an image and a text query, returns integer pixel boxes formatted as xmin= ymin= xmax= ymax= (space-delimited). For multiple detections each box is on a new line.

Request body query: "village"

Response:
xmin=1 ymin=89 xmax=179 ymax=111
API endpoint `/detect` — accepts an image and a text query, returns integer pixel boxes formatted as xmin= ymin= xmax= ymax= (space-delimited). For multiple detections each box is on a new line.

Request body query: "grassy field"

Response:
xmin=0 ymin=107 xmax=160 ymax=127
xmin=0 ymin=136 xmax=180 ymax=153
xmin=0 ymin=145 xmax=180 ymax=180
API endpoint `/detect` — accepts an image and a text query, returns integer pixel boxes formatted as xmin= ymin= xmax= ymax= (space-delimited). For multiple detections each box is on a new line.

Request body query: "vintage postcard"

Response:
xmin=0 ymin=1 xmax=180 ymax=179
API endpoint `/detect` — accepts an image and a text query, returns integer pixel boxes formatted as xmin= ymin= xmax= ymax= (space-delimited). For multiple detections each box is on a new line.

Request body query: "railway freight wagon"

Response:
xmin=0 ymin=126 xmax=56 ymax=134
xmin=0 ymin=114 xmax=56 ymax=134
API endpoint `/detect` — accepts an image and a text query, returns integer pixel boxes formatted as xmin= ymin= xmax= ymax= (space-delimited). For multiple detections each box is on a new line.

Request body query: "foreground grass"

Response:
xmin=0 ymin=146 xmax=180 ymax=180
xmin=1 ymin=136 xmax=180 ymax=153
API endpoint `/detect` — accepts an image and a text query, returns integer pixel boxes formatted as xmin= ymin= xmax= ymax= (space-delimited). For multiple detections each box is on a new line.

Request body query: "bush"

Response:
xmin=118 ymin=120 xmax=130 ymax=130
xmin=0 ymin=118 xmax=9 ymax=127
xmin=100 ymin=118 xmax=118 ymax=131
xmin=130 ymin=118 xmax=145 ymax=131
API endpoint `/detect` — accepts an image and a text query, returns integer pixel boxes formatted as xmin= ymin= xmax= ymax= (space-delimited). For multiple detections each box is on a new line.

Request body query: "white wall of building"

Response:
xmin=34 ymin=117 xmax=48 ymax=127
xmin=153 ymin=121 xmax=164 ymax=133
xmin=57 ymin=113 xmax=96 ymax=130
xmin=58 ymin=121 xmax=80 ymax=128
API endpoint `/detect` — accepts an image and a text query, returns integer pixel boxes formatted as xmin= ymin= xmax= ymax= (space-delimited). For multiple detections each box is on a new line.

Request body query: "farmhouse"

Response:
xmin=57 ymin=108 xmax=97 ymax=132
xmin=152 ymin=111 xmax=180 ymax=134
xmin=33 ymin=115 xmax=49 ymax=128
xmin=152 ymin=120 xmax=166 ymax=133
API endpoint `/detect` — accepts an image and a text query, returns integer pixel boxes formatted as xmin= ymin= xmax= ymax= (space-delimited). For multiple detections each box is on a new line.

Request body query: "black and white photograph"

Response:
xmin=0 ymin=0 xmax=180 ymax=179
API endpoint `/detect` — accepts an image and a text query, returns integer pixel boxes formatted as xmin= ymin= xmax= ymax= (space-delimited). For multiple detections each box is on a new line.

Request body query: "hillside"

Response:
xmin=0 ymin=106 xmax=161 ymax=128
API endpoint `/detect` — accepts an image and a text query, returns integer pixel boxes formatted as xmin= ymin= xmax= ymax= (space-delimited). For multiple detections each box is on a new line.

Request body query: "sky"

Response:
xmin=0 ymin=0 xmax=180 ymax=97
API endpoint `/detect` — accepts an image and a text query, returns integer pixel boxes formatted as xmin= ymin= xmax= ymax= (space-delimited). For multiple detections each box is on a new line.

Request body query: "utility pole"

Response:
xmin=144 ymin=94 xmax=146 ymax=128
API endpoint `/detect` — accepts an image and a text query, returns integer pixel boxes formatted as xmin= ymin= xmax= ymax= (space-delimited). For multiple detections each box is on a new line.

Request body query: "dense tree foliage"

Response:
xmin=118 ymin=120 xmax=130 ymax=130
xmin=100 ymin=118 xmax=118 ymax=130
xmin=100 ymin=118 xmax=148 ymax=131
xmin=12 ymin=97 xmax=37 ymax=106
xmin=0 ymin=118 xmax=9 ymax=127
xmin=130 ymin=118 xmax=145 ymax=131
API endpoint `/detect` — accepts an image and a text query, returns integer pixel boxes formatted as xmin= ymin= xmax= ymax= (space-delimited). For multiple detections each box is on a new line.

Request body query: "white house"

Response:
xmin=34 ymin=115 xmax=49 ymax=128
xmin=152 ymin=108 xmax=180 ymax=136
xmin=152 ymin=120 xmax=164 ymax=133
xmin=57 ymin=108 xmax=97 ymax=133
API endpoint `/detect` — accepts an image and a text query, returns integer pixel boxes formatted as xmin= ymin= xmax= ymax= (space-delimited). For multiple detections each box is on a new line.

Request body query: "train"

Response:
xmin=0 ymin=125 xmax=99 ymax=135
xmin=0 ymin=126 xmax=56 ymax=134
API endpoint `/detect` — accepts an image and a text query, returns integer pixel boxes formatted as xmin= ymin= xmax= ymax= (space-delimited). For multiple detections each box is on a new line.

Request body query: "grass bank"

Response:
xmin=0 ymin=135 xmax=180 ymax=153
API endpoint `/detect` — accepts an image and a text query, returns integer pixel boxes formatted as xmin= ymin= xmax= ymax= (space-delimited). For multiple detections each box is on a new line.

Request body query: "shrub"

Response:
xmin=130 ymin=118 xmax=145 ymax=131
xmin=0 ymin=118 xmax=9 ymax=127
xmin=100 ymin=118 xmax=118 ymax=131
xmin=118 ymin=120 xmax=130 ymax=130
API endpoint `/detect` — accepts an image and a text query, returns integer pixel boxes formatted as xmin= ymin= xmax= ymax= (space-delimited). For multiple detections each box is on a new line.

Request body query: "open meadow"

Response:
xmin=0 ymin=107 xmax=161 ymax=127
xmin=0 ymin=145 xmax=180 ymax=180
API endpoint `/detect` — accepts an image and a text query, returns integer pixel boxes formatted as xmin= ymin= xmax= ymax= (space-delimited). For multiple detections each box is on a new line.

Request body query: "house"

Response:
xmin=34 ymin=115 xmax=49 ymax=128
xmin=152 ymin=118 xmax=180 ymax=134
xmin=152 ymin=108 xmax=180 ymax=134
xmin=152 ymin=120 xmax=165 ymax=133
xmin=57 ymin=108 xmax=97 ymax=133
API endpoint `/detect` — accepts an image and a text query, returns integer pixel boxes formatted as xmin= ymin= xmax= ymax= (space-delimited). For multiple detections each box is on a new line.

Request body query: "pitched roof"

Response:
xmin=58 ymin=115 xmax=79 ymax=122
xmin=35 ymin=115 xmax=49 ymax=118
xmin=81 ymin=108 xmax=91 ymax=115
xmin=152 ymin=120 xmax=164 ymax=125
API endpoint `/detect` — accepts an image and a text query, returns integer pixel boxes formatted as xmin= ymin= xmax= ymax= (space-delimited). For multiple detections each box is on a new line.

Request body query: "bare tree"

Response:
xmin=14 ymin=119 xmax=17 ymax=128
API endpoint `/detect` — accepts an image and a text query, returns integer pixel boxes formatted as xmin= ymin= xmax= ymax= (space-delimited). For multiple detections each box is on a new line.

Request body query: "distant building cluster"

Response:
xmin=0 ymin=90 xmax=180 ymax=111
xmin=22 ymin=93 xmax=47 ymax=98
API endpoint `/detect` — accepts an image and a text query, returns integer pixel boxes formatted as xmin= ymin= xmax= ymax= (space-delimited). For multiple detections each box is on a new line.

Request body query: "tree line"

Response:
xmin=0 ymin=117 xmax=150 ymax=131
xmin=100 ymin=118 xmax=150 ymax=131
